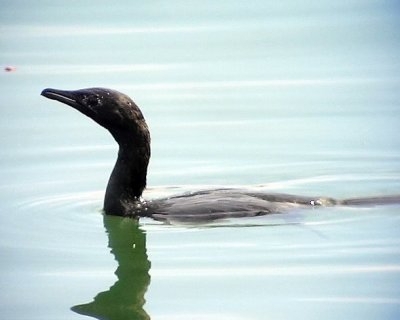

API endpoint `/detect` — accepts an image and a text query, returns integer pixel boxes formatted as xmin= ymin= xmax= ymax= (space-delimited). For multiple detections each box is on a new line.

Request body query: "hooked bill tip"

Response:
xmin=40 ymin=88 xmax=78 ymax=105
xmin=41 ymin=88 xmax=57 ymax=98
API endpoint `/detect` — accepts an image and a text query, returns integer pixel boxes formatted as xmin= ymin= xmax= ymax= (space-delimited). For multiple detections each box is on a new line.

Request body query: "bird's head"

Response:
xmin=41 ymin=87 xmax=149 ymax=145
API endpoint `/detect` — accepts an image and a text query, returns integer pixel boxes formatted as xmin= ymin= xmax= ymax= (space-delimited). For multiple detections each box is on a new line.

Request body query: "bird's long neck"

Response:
xmin=104 ymin=124 xmax=151 ymax=216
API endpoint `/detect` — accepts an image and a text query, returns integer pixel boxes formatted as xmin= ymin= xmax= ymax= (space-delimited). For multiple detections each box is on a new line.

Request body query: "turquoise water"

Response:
xmin=1 ymin=1 xmax=400 ymax=319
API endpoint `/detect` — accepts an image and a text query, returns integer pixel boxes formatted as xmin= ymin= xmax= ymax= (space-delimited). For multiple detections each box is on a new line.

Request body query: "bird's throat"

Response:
xmin=103 ymin=143 xmax=150 ymax=216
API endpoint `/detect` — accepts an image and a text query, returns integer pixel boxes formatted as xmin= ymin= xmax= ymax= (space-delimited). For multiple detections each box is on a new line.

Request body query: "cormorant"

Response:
xmin=41 ymin=87 xmax=399 ymax=222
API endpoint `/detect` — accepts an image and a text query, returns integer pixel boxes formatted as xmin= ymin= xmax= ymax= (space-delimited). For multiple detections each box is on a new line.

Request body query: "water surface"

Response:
xmin=0 ymin=1 xmax=400 ymax=319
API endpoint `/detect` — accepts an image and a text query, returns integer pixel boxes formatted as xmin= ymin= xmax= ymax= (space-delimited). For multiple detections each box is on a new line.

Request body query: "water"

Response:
xmin=1 ymin=1 xmax=400 ymax=319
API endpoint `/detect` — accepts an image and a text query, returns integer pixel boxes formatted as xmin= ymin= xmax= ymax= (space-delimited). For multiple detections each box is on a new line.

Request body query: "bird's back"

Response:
xmin=145 ymin=189 xmax=331 ymax=223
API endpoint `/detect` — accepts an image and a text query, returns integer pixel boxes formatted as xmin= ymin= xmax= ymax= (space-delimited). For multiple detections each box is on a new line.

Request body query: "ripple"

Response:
xmin=12 ymin=172 xmax=400 ymax=233
xmin=1 ymin=25 xmax=222 ymax=38
xmin=19 ymin=191 xmax=103 ymax=211
xmin=295 ymin=297 xmax=400 ymax=305
xmin=118 ymin=78 xmax=389 ymax=92
xmin=12 ymin=191 xmax=106 ymax=242
xmin=254 ymin=173 xmax=400 ymax=191
xmin=15 ymin=63 xmax=182 ymax=75
xmin=150 ymin=264 xmax=400 ymax=278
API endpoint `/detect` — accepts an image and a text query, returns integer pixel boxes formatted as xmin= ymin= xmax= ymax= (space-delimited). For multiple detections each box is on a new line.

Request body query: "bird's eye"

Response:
xmin=84 ymin=95 xmax=101 ymax=108
xmin=82 ymin=95 xmax=101 ymax=108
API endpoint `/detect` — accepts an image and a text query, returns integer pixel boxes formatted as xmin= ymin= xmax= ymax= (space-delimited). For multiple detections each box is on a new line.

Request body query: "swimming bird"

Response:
xmin=41 ymin=87 xmax=399 ymax=222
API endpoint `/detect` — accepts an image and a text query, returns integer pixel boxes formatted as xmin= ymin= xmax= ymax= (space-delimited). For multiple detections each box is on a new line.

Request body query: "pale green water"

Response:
xmin=1 ymin=1 xmax=400 ymax=319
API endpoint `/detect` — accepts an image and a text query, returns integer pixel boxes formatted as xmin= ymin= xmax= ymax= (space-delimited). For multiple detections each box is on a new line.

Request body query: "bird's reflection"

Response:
xmin=72 ymin=215 xmax=151 ymax=320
